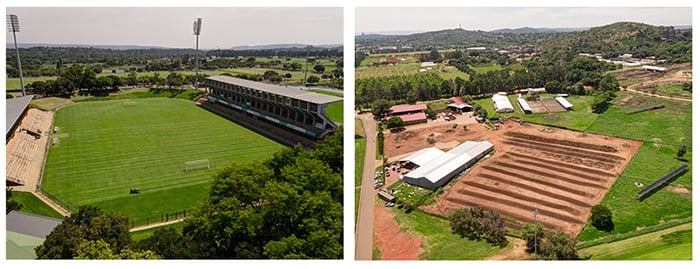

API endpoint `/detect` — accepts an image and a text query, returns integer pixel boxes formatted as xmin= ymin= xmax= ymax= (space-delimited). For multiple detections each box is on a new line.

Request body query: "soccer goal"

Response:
xmin=184 ymin=159 xmax=210 ymax=172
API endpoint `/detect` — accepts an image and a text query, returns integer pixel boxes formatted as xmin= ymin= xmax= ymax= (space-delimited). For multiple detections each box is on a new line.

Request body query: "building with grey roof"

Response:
xmin=6 ymin=95 xmax=34 ymax=140
xmin=400 ymin=141 xmax=493 ymax=190
xmin=6 ymin=210 xmax=62 ymax=259
xmin=205 ymin=75 xmax=342 ymax=138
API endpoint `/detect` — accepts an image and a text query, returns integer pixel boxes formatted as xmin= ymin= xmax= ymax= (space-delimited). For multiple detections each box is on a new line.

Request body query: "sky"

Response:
xmin=5 ymin=7 xmax=343 ymax=49
xmin=355 ymin=7 xmax=692 ymax=34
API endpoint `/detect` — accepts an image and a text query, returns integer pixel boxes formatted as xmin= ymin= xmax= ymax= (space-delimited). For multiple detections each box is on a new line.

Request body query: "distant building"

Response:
xmin=389 ymin=104 xmax=427 ymax=116
xmin=517 ymin=98 xmax=532 ymax=114
xmin=492 ymin=94 xmax=514 ymax=113
xmin=642 ymin=65 xmax=668 ymax=72
xmin=6 ymin=211 xmax=62 ymax=259
xmin=420 ymin=62 xmax=437 ymax=67
xmin=446 ymin=96 xmax=472 ymax=112
xmin=555 ymin=96 xmax=574 ymax=110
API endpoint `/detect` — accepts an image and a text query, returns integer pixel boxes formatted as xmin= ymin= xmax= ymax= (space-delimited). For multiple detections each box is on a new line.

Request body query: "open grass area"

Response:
xmin=579 ymin=223 xmax=691 ymax=260
xmin=41 ymin=98 xmax=283 ymax=223
xmin=390 ymin=208 xmax=511 ymax=260
xmin=470 ymin=62 xmax=503 ymax=74
xmin=6 ymin=76 xmax=55 ymax=91
xmin=10 ymin=191 xmax=64 ymax=219
xmin=518 ymin=95 xmax=599 ymax=131
xmin=29 ymin=97 xmax=75 ymax=111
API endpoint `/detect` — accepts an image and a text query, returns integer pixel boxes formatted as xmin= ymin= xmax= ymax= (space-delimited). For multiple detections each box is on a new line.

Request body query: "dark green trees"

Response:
xmin=449 ymin=206 xmax=508 ymax=247
xmin=590 ymin=204 xmax=614 ymax=232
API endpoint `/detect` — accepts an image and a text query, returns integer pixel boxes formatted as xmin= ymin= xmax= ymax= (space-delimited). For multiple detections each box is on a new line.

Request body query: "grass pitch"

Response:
xmin=41 ymin=98 xmax=283 ymax=223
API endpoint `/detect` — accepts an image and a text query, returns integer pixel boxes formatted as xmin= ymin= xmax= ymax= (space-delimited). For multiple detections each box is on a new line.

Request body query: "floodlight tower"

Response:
xmin=533 ymin=208 xmax=539 ymax=259
xmin=7 ymin=14 xmax=26 ymax=96
xmin=193 ymin=18 xmax=202 ymax=89
xmin=303 ymin=45 xmax=311 ymax=87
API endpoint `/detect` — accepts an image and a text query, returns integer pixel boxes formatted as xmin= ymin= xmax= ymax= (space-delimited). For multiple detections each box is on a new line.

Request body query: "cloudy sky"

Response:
xmin=5 ymin=7 xmax=343 ymax=49
xmin=355 ymin=7 xmax=692 ymax=34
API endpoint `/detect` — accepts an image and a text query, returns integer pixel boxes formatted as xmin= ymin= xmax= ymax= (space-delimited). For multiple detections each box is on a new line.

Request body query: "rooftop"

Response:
xmin=389 ymin=104 xmax=427 ymax=114
xmin=206 ymin=75 xmax=343 ymax=105
xmin=6 ymin=95 xmax=34 ymax=137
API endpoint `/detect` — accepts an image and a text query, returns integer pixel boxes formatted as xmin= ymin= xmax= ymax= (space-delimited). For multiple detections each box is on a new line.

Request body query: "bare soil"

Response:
xmin=373 ymin=203 xmax=423 ymax=260
xmin=385 ymin=120 xmax=642 ymax=236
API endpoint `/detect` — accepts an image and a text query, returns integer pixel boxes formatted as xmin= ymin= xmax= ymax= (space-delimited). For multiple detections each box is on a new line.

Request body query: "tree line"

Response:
xmin=33 ymin=129 xmax=343 ymax=259
xmin=355 ymin=54 xmax=619 ymax=110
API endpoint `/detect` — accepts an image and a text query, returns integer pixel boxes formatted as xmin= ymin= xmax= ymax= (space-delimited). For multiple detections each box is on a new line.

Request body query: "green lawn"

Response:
xmin=579 ymin=223 xmax=691 ymax=260
xmin=41 ymin=98 xmax=283 ymax=224
xmin=390 ymin=208 xmax=511 ymax=260
xmin=470 ymin=63 xmax=503 ymax=74
xmin=518 ymin=95 xmax=600 ymax=131
xmin=6 ymin=76 xmax=55 ymax=91
xmin=325 ymin=101 xmax=344 ymax=124
xmin=10 ymin=191 xmax=64 ymax=219
xmin=29 ymin=97 xmax=75 ymax=111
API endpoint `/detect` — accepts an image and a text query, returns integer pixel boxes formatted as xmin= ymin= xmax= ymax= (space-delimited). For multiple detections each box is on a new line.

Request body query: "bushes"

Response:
xmin=523 ymin=223 xmax=579 ymax=260
xmin=449 ymin=206 xmax=508 ymax=247
xmin=590 ymin=204 xmax=613 ymax=232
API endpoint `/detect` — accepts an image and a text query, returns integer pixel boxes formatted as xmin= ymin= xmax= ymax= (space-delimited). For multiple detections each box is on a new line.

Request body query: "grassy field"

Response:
xmin=41 ymin=98 xmax=283 ymax=223
xmin=579 ymin=223 xmax=692 ymax=260
xmin=390 ymin=207 xmax=511 ymax=260
xmin=517 ymin=95 xmax=599 ymax=131
xmin=10 ymin=191 xmax=64 ymax=219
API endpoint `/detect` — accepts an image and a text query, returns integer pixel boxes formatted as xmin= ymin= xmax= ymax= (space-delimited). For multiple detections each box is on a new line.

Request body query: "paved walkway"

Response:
xmin=130 ymin=218 xmax=185 ymax=232
xmin=355 ymin=113 xmax=377 ymax=260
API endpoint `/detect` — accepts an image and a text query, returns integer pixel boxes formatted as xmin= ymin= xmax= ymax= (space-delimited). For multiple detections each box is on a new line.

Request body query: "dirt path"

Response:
xmin=130 ymin=218 xmax=185 ymax=232
xmin=355 ymin=112 xmax=377 ymax=260
xmin=621 ymin=87 xmax=691 ymax=102
xmin=485 ymin=237 xmax=530 ymax=260
xmin=373 ymin=204 xmax=422 ymax=260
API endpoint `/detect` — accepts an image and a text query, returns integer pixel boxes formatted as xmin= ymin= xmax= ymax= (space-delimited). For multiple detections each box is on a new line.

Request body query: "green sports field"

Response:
xmin=41 ymin=98 xmax=283 ymax=223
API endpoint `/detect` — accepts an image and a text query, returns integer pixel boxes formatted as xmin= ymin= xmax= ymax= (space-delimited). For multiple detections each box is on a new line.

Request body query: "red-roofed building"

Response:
xmin=389 ymin=104 xmax=427 ymax=116
xmin=399 ymin=113 xmax=428 ymax=125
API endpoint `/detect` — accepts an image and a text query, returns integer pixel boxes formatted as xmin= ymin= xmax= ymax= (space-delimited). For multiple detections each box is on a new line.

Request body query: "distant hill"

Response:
xmin=230 ymin=43 xmax=342 ymax=50
xmin=539 ymin=21 xmax=692 ymax=62
xmin=7 ymin=43 xmax=171 ymax=50
xmin=491 ymin=27 xmax=589 ymax=33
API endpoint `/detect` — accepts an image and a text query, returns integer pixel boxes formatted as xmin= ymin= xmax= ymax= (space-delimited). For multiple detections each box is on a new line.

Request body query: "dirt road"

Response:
xmin=355 ymin=113 xmax=377 ymax=260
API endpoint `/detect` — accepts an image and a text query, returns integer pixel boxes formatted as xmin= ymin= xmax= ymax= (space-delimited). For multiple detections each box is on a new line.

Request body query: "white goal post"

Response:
xmin=184 ymin=159 xmax=210 ymax=172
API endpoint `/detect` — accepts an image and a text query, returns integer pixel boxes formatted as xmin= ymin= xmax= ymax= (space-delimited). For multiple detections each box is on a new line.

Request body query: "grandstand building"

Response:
xmin=400 ymin=141 xmax=493 ymax=189
xmin=204 ymin=75 xmax=342 ymax=139
xmin=6 ymin=95 xmax=34 ymax=141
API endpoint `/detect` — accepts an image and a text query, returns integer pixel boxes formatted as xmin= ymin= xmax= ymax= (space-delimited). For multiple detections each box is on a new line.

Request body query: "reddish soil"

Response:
xmin=373 ymin=203 xmax=423 ymax=260
xmin=385 ymin=120 xmax=642 ymax=236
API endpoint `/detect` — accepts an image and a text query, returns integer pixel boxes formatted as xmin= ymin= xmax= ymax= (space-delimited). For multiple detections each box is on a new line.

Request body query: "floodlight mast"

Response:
xmin=193 ymin=18 xmax=202 ymax=89
xmin=7 ymin=14 xmax=26 ymax=96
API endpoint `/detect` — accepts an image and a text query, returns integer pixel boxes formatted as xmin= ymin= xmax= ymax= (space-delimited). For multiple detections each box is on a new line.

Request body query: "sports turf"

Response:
xmin=41 ymin=98 xmax=283 ymax=223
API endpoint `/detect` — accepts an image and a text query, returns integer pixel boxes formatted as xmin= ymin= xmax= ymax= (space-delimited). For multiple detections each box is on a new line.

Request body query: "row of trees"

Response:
xmin=449 ymin=206 xmax=508 ymax=247
xmin=34 ymin=129 xmax=343 ymax=259
xmin=356 ymin=55 xmax=618 ymax=110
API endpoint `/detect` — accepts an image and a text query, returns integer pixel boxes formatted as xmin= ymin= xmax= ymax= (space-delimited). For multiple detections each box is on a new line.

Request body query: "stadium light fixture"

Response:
xmin=193 ymin=18 xmax=202 ymax=89
xmin=7 ymin=14 xmax=26 ymax=96
xmin=533 ymin=208 xmax=539 ymax=259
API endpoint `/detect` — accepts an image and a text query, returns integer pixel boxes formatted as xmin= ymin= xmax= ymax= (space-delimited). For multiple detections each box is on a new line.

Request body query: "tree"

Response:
xmin=590 ymin=204 xmax=613 ymax=232
xmin=539 ymin=230 xmax=578 ymax=260
xmin=126 ymin=71 xmax=138 ymax=86
xmin=386 ymin=116 xmax=405 ymax=129
xmin=449 ymin=206 xmax=507 ymax=247
xmin=306 ymin=75 xmax=320 ymax=84
xmin=676 ymin=145 xmax=687 ymax=160
xmin=179 ymin=135 xmax=343 ymax=259
xmin=591 ymin=91 xmax=615 ymax=114
xmin=597 ymin=74 xmax=619 ymax=92
xmin=6 ymin=188 xmax=22 ymax=214
xmin=313 ymin=64 xmax=325 ymax=73
xmin=371 ymin=99 xmax=390 ymax=119
xmin=426 ymin=108 xmax=437 ymax=120
xmin=35 ymin=206 xmax=132 ymax=259
xmin=134 ymin=227 xmax=193 ymax=259
xmin=75 ymin=239 xmax=160 ymax=259
xmin=166 ymin=72 xmax=183 ymax=88
xmin=522 ymin=223 xmax=543 ymax=254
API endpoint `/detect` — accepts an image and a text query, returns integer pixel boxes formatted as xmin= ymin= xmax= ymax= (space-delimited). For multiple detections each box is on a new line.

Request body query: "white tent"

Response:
xmin=403 ymin=141 xmax=493 ymax=189
xmin=555 ymin=96 xmax=573 ymax=110
xmin=492 ymin=94 xmax=514 ymax=113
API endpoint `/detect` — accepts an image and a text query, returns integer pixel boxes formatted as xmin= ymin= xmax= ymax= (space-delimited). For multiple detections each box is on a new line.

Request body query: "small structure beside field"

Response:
xmin=400 ymin=141 xmax=493 ymax=189
xmin=492 ymin=93 xmax=514 ymax=113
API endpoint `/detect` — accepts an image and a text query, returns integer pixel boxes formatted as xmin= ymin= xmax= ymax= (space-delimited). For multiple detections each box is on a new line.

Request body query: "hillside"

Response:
xmin=539 ymin=22 xmax=692 ymax=62
xmin=356 ymin=22 xmax=691 ymax=63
